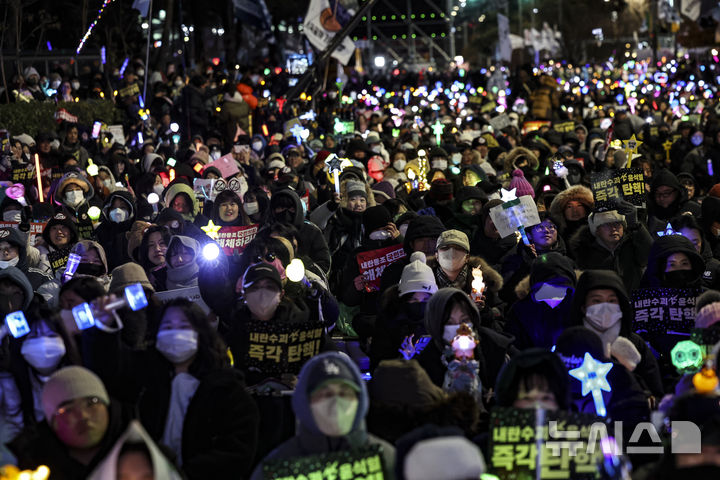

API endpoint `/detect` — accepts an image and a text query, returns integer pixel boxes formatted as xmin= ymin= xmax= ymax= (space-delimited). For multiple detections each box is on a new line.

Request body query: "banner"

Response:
xmin=489 ymin=407 xmax=605 ymax=479
xmin=356 ymin=244 xmax=406 ymax=292
xmin=490 ymin=113 xmax=512 ymax=132
xmin=217 ymin=224 xmax=258 ymax=255
xmin=497 ymin=13 xmax=512 ymax=63
xmin=632 ymin=287 xmax=700 ymax=335
xmin=48 ymin=248 xmax=71 ymax=274
xmin=303 ymin=0 xmax=357 ymax=65
xmin=553 ymin=121 xmax=575 ymax=133
xmin=11 ymin=165 xmax=33 ymax=182
xmin=245 ymin=320 xmax=324 ymax=375
xmin=589 ymin=167 xmax=646 ymax=211
xmin=264 ymin=445 xmax=385 ymax=480
xmin=489 ymin=196 xmax=541 ymax=238
xmin=155 ymin=286 xmax=211 ymax=314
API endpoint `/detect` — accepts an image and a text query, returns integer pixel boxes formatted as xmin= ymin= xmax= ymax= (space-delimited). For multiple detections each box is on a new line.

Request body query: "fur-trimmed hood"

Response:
xmin=339 ymin=178 xmax=376 ymax=209
xmin=426 ymin=255 xmax=503 ymax=293
xmin=502 ymin=147 xmax=539 ymax=173
xmin=548 ymin=185 xmax=594 ymax=231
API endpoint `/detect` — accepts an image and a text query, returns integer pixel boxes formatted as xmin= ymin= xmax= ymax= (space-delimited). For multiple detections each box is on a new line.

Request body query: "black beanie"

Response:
xmin=555 ymin=326 xmax=607 ymax=368
xmin=363 ymin=205 xmax=391 ymax=234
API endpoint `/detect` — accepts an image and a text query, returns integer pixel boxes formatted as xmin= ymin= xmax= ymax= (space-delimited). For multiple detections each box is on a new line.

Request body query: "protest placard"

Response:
xmin=490 ymin=113 xmax=512 ymax=132
xmin=11 ymin=165 xmax=33 ymax=183
xmin=48 ymin=248 xmax=71 ymax=274
xmin=263 ymin=444 xmax=386 ymax=480
xmin=217 ymin=224 xmax=258 ymax=255
xmin=155 ymin=286 xmax=211 ymax=314
xmin=589 ymin=167 xmax=646 ymax=211
xmin=245 ymin=320 xmax=325 ymax=375
xmin=631 ymin=287 xmax=700 ymax=335
xmin=553 ymin=121 xmax=575 ymax=133
xmin=489 ymin=407 xmax=605 ymax=479
xmin=107 ymin=125 xmax=126 ymax=145
xmin=0 ymin=222 xmax=47 ymax=246
xmin=206 ymin=154 xmax=240 ymax=178
xmin=489 ymin=196 xmax=541 ymax=239
xmin=356 ymin=244 xmax=406 ymax=292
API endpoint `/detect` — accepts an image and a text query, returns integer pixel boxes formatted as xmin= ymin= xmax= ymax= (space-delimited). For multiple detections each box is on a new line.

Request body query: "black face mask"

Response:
xmin=26 ymin=77 xmax=38 ymax=87
xmin=664 ymin=269 xmax=696 ymax=288
xmin=274 ymin=210 xmax=295 ymax=224
xmin=405 ymin=301 xmax=427 ymax=320
xmin=76 ymin=263 xmax=105 ymax=277
xmin=521 ymin=166 xmax=535 ymax=178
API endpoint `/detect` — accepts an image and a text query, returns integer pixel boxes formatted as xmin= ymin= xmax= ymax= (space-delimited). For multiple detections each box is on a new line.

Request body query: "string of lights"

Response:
xmin=76 ymin=0 xmax=116 ymax=55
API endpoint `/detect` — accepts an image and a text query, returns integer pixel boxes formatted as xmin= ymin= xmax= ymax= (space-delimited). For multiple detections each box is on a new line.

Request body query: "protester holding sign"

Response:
xmin=647 ymin=170 xmax=701 ymax=235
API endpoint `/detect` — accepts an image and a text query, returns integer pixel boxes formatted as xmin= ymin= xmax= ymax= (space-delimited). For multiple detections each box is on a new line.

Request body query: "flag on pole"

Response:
xmin=303 ymin=0 xmax=357 ymax=65
xmin=132 ymin=0 xmax=150 ymax=17
xmin=233 ymin=0 xmax=273 ymax=31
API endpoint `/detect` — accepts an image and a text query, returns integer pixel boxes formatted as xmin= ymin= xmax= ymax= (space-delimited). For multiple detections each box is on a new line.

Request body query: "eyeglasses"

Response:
xmin=54 ymin=396 xmax=103 ymax=419
xmin=532 ymin=223 xmax=556 ymax=233
xmin=254 ymin=252 xmax=276 ymax=263
xmin=655 ymin=190 xmax=675 ymax=199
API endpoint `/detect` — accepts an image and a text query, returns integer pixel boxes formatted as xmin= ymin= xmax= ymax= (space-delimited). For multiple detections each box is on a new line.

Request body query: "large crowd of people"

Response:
xmin=1 ymin=51 xmax=720 ymax=479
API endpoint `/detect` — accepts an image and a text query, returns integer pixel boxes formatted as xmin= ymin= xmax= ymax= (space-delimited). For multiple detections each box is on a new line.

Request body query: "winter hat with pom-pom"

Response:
xmin=399 ymin=252 xmax=438 ymax=297
xmin=509 ymin=169 xmax=535 ymax=198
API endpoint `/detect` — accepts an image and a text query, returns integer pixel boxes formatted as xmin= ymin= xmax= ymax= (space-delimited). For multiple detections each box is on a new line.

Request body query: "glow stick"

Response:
xmin=34 ymin=154 xmax=43 ymax=202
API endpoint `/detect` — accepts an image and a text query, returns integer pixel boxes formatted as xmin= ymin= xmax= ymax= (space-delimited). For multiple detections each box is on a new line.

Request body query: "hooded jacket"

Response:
xmin=69 ymin=240 xmax=111 ymax=290
xmin=270 ymin=189 xmax=331 ymax=274
xmin=164 ymin=182 xmax=201 ymax=223
xmin=502 ymin=147 xmax=540 ymax=184
xmin=494 ymin=348 xmax=571 ymax=409
xmin=41 ymin=212 xmax=79 ymax=253
xmin=503 ymin=252 xmax=577 ymax=350
xmin=569 ymin=222 xmax=653 ymax=293
xmin=94 ymin=190 xmax=137 ymax=271
xmin=444 ymin=186 xmax=487 ymax=239
xmin=54 ymin=171 xmax=98 ymax=239
xmin=165 ymin=236 xmax=199 ymax=290
xmin=0 ymin=266 xmax=34 ymax=311
xmin=569 ymin=270 xmax=663 ymax=398
xmin=0 ymin=228 xmax=54 ymax=298
xmin=647 ymin=169 xmax=701 ymax=233
xmin=417 ymin=288 xmax=514 ymax=391
xmin=548 ymin=185 xmax=594 ymax=240
xmin=249 ymin=352 xmax=395 ymax=480
xmin=639 ymin=235 xmax=705 ymax=290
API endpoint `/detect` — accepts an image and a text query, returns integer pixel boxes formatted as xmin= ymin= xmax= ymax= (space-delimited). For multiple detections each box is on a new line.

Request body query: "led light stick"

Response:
xmin=325 ymin=154 xmax=343 ymax=195
xmin=72 ymin=283 xmax=148 ymax=330
xmin=147 ymin=192 xmax=159 ymax=217
xmin=656 ymin=223 xmax=679 ymax=237
xmin=5 ymin=184 xmax=27 ymax=207
xmin=63 ymin=253 xmax=82 ymax=282
xmin=671 ymin=340 xmax=704 ymax=374
xmin=34 ymin=154 xmax=44 ymax=202
xmin=568 ymin=352 xmax=613 ymax=417
xmin=202 ymin=242 xmax=220 ymax=261
xmin=289 ymin=123 xmax=305 ymax=145
xmin=201 ymin=220 xmax=221 ymax=240
xmin=1 ymin=311 xmax=30 ymax=339
xmin=432 ymin=120 xmax=444 ymax=145
xmin=471 ymin=267 xmax=485 ymax=302
xmin=76 ymin=0 xmax=116 ymax=54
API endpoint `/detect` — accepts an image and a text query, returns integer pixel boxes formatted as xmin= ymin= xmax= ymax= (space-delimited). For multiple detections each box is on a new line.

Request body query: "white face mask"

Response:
xmin=443 ymin=324 xmax=461 ymax=344
xmin=585 ymin=302 xmax=623 ymax=332
xmin=156 ymin=329 xmax=198 ymax=364
xmin=21 ymin=336 xmax=66 ymax=372
xmin=532 ymin=283 xmax=568 ymax=309
xmin=246 ymin=289 xmax=281 ymax=320
xmin=371 ymin=145 xmax=382 ymax=153
xmin=393 ymin=159 xmax=407 ymax=171
xmin=431 ymin=159 xmax=448 ymax=170
xmin=0 ymin=257 xmax=19 ymax=269
xmin=244 ymin=201 xmax=259 ymax=216
xmin=369 ymin=230 xmax=391 ymax=241
xmin=109 ymin=208 xmax=128 ymax=223
xmin=399 ymin=223 xmax=409 ymax=238
xmin=252 ymin=141 xmax=263 ymax=151
xmin=437 ymin=249 xmax=466 ymax=272
xmin=174 ymin=79 xmax=184 ymax=88
xmin=136 ymin=69 xmax=145 ymax=77
xmin=71 ymin=81 xmax=80 ymax=90
xmin=451 ymin=153 xmax=462 ymax=165
xmin=310 ymin=396 xmax=359 ymax=437
xmin=65 ymin=190 xmax=84 ymax=207
xmin=2 ymin=211 xmax=21 ymax=223
xmin=102 ymin=179 xmax=113 ymax=190
xmin=153 ymin=184 xmax=165 ymax=196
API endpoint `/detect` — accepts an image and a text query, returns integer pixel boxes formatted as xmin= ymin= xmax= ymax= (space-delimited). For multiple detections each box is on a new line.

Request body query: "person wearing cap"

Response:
xmin=366 ymin=131 xmax=389 ymax=164
xmin=83 ymin=297 xmax=259 ymax=479
xmin=370 ymin=252 xmax=438 ymax=370
xmin=249 ymin=351 xmax=395 ymax=480
xmin=54 ymin=170 xmax=99 ymax=239
xmin=569 ymin=204 xmax=652 ymax=293
xmin=9 ymin=366 xmax=128 ymax=478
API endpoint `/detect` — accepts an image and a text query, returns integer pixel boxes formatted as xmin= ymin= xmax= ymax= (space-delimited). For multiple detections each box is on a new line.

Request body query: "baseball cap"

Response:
xmin=242 ymin=263 xmax=282 ymax=291
xmin=436 ymin=229 xmax=470 ymax=252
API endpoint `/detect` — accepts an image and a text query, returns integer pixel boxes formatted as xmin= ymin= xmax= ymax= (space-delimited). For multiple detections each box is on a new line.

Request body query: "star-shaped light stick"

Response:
xmin=431 ymin=120 xmax=444 ymax=146
xmin=289 ymin=123 xmax=306 ymax=145
xmin=500 ymin=187 xmax=517 ymax=202
xmin=656 ymin=223 xmax=679 ymax=237
xmin=623 ymin=134 xmax=642 ymax=168
xmin=325 ymin=154 xmax=343 ymax=195
xmin=201 ymin=220 xmax=222 ymax=240
xmin=568 ymin=352 xmax=613 ymax=417
xmin=662 ymin=139 xmax=673 ymax=165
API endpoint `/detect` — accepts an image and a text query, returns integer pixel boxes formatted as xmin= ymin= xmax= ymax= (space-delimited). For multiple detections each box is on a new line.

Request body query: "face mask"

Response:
xmin=71 ymin=81 xmax=80 ymax=90
xmin=246 ymin=289 xmax=281 ymax=320
xmin=532 ymin=283 xmax=568 ymax=309
xmin=153 ymin=184 xmax=165 ymax=196
xmin=102 ymin=179 xmax=113 ymax=190
xmin=0 ymin=257 xmax=19 ymax=269
xmin=431 ymin=159 xmax=448 ymax=170
xmin=310 ymin=396 xmax=358 ymax=437
xmin=399 ymin=223 xmax=409 ymax=237
xmin=65 ymin=190 xmax=85 ymax=207
xmin=451 ymin=153 xmax=462 ymax=165
xmin=438 ymin=249 xmax=466 ymax=272
xmin=174 ymin=79 xmax=184 ymax=87
xmin=393 ymin=159 xmax=406 ymax=171
xmin=252 ymin=141 xmax=263 ymax=151
xmin=443 ymin=324 xmax=461 ymax=343
xmin=136 ymin=69 xmax=145 ymax=77
xmin=369 ymin=230 xmax=391 ymax=241
xmin=665 ymin=270 xmax=695 ymax=288
xmin=405 ymin=302 xmax=427 ymax=319
xmin=244 ymin=201 xmax=259 ymax=215
xmin=3 ymin=211 xmax=21 ymax=223
xmin=76 ymin=262 xmax=105 ymax=277
xmin=21 ymin=336 xmax=66 ymax=372
xmin=109 ymin=208 xmax=128 ymax=223
xmin=51 ymin=79 xmax=61 ymax=89
xmin=156 ymin=329 xmax=198 ymax=364
xmin=275 ymin=211 xmax=295 ymax=224
xmin=584 ymin=302 xmax=623 ymax=331
xmin=371 ymin=145 xmax=382 ymax=153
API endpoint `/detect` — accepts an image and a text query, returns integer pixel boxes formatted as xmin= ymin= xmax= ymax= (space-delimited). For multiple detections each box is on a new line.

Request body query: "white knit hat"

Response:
xmin=42 ymin=366 xmax=110 ymax=421
xmin=404 ymin=436 xmax=486 ymax=480
xmin=587 ymin=210 xmax=626 ymax=237
xmin=399 ymin=252 xmax=438 ymax=297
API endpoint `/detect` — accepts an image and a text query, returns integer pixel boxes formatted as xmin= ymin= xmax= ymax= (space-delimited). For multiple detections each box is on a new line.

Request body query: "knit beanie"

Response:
xmin=508 ymin=169 xmax=535 ymax=198
xmin=42 ymin=366 xmax=110 ymax=421
xmin=363 ymin=205 xmax=391 ymax=234
xmin=108 ymin=262 xmax=155 ymax=294
xmin=695 ymin=290 xmax=720 ymax=328
xmin=587 ymin=210 xmax=626 ymax=237
xmin=371 ymin=181 xmax=396 ymax=201
xmin=429 ymin=178 xmax=453 ymax=202
xmin=346 ymin=180 xmax=368 ymax=199
xmin=399 ymin=252 xmax=438 ymax=296
xmin=403 ymin=436 xmax=486 ymax=480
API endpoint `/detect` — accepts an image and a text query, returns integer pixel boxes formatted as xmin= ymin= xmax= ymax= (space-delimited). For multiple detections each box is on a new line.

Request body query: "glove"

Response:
xmin=611 ymin=336 xmax=641 ymax=372
xmin=613 ymin=197 xmax=638 ymax=226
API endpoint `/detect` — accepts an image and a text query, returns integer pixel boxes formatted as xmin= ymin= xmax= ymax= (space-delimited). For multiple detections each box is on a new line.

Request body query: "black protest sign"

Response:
xmin=11 ymin=165 xmax=33 ymax=182
xmin=245 ymin=320 xmax=324 ymax=375
xmin=489 ymin=407 xmax=606 ymax=479
xmin=632 ymin=287 xmax=700 ymax=335
xmin=263 ymin=445 xmax=386 ymax=480
xmin=48 ymin=248 xmax=71 ymax=274
xmin=589 ymin=167 xmax=646 ymax=211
